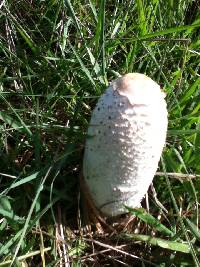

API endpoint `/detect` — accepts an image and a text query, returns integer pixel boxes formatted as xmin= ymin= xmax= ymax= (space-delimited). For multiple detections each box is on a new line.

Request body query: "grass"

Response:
xmin=0 ymin=0 xmax=200 ymax=266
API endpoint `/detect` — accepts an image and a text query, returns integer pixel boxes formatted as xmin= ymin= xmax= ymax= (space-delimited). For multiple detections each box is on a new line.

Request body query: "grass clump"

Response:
xmin=0 ymin=0 xmax=200 ymax=266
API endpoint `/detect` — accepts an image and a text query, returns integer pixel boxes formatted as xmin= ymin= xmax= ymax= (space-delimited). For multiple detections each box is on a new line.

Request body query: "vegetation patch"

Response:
xmin=0 ymin=0 xmax=200 ymax=266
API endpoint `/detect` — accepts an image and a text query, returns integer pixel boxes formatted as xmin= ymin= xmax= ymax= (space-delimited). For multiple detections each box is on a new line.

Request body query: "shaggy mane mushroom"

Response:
xmin=82 ymin=73 xmax=168 ymax=219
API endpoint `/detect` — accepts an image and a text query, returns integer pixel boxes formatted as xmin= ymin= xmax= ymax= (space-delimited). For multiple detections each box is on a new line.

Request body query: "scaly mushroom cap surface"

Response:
xmin=83 ymin=73 xmax=168 ymax=217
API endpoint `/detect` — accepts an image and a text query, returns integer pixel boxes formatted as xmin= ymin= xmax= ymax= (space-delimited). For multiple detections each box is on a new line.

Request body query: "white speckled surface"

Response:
xmin=83 ymin=73 xmax=168 ymax=217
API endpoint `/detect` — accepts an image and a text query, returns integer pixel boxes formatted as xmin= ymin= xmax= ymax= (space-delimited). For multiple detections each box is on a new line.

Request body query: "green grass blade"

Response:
xmin=184 ymin=218 xmax=200 ymax=241
xmin=161 ymin=158 xmax=200 ymax=266
xmin=0 ymin=95 xmax=32 ymax=136
xmin=0 ymin=111 xmax=24 ymax=133
xmin=4 ymin=7 xmax=37 ymax=53
xmin=123 ymin=233 xmax=195 ymax=254
xmin=9 ymin=172 xmax=39 ymax=189
xmin=125 ymin=23 xmax=200 ymax=42
xmin=135 ymin=0 xmax=147 ymax=35
xmin=127 ymin=207 xmax=174 ymax=236
xmin=64 ymin=0 xmax=83 ymax=38
xmin=68 ymin=42 xmax=96 ymax=87
xmin=10 ymin=167 xmax=52 ymax=265
xmin=0 ymin=247 xmax=51 ymax=267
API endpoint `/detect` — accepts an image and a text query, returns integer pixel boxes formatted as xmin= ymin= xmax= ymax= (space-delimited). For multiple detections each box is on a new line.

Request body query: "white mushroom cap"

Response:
xmin=83 ymin=73 xmax=168 ymax=217
xmin=113 ymin=73 xmax=165 ymax=105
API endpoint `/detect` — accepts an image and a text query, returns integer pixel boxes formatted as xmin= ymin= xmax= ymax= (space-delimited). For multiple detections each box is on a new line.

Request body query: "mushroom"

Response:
xmin=83 ymin=73 xmax=168 ymax=217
